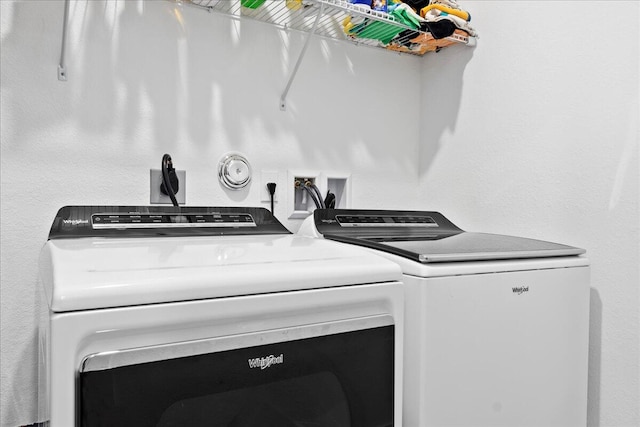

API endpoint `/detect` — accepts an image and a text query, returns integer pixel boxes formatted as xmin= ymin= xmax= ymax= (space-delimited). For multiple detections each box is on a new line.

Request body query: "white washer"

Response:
xmin=38 ymin=206 xmax=404 ymax=427
xmin=300 ymin=209 xmax=590 ymax=427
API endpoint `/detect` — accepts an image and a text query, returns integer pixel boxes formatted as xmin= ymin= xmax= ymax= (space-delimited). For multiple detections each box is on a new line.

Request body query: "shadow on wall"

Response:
xmin=60 ymin=0 xmax=416 ymax=167
xmin=1 ymin=257 xmax=47 ymax=427
xmin=588 ymin=288 xmax=602 ymax=427
xmin=0 ymin=0 xmax=420 ymax=171
xmin=418 ymin=45 xmax=474 ymax=178
xmin=3 ymin=333 xmax=39 ymax=427
xmin=1 ymin=1 xmax=421 ymax=424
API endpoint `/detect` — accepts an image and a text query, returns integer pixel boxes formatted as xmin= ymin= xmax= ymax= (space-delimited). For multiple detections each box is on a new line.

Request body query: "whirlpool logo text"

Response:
xmin=248 ymin=354 xmax=284 ymax=370
xmin=63 ymin=219 xmax=89 ymax=226
xmin=512 ymin=286 xmax=529 ymax=295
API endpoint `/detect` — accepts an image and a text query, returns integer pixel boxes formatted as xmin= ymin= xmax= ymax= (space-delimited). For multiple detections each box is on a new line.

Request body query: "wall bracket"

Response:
xmin=279 ymin=2 xmax=325 ymax=111
xmin=58 ymin=0 xmax=70 ymax=81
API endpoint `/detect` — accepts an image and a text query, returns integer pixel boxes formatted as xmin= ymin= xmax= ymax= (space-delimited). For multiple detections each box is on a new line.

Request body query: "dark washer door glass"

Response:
xmin=80 ymin=326 xmax=394 ymax=427
xmin=158 ymin=372 xmax=349 ymax=427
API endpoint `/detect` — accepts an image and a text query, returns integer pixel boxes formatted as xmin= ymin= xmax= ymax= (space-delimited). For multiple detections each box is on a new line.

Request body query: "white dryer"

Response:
xmin=300 ymin=209 xmax=590 ymax=427
xmin=38 ymin=206 xmax=404 ymax=427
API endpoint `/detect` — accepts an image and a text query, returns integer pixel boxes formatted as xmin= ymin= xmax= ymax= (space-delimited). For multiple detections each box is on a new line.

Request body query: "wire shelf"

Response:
xmin=185 ymin=0 xmax=475 ymax=56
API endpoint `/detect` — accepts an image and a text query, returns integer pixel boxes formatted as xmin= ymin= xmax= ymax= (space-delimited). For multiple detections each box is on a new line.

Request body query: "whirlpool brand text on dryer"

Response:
xmin=248 ymin=354 xmax=284 ymax=370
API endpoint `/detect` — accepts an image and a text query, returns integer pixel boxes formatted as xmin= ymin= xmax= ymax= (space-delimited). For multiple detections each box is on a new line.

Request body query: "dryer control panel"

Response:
xmin=48 ymin=206 xmax=290 ymax=239
xmin=92 ymin=213 xmax=256 ymax=229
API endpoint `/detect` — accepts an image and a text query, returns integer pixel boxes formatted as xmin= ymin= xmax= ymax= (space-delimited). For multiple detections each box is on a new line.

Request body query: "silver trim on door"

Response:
xmin=80 ymin=315 xmax=393 ymax=373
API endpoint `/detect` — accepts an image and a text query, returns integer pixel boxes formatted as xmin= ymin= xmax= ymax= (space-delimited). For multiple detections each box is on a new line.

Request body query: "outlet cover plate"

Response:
xmin=150 ymin=169 xmax=186 ymax=204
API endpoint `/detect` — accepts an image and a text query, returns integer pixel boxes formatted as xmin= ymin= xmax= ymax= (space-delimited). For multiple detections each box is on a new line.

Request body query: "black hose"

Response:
xmin=302 ymin=185 xmax=322 ymax=209
xmin=310 ymin=184 xmax=325 ymax=209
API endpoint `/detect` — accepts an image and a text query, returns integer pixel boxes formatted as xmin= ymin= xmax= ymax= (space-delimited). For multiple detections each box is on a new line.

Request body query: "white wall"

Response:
xmin=0 ymin=1 xmax=421 ymax=425
xmin=417 ymin=2 xmax=639 ymax=427
xmin=1 ymin=0 xmax=639 ymax=426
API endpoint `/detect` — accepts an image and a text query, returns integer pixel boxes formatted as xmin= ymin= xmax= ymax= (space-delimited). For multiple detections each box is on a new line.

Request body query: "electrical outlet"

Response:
xmin=150 ymin=169 xmax=186 ymax=204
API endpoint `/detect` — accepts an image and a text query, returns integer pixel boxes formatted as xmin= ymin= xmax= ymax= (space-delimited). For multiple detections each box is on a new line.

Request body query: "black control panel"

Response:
xmin=92 ymin=213 xmax=256 ymax=229
xmin=48 ymin=206 xmax=290 ymax=239
xmin=314 ymin=209 xmax=462 ymax=239
xmin=336 ymin=215 xmax=439 ymax=227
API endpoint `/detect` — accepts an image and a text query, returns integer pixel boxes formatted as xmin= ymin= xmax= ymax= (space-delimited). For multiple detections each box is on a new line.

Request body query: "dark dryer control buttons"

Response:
xmin=91 ymin=213 xmax=257 ymax=229
xmin=48 ymin=206 xmax=290 ymax=239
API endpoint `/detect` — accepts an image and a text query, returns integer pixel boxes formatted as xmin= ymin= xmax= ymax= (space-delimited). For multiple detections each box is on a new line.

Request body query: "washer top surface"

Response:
xmin=40 ymin=206 xmax=401 ymax=312
xmin=300 ymin=209 xmax=587 ymax=277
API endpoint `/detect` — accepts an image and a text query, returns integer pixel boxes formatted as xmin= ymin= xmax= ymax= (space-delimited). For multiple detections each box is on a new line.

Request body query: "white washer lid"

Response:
xmin=385 ymin=251 xmax=589 ymax=277
xmin=39 ymin=235 xmax=401 ymax=312
xmin=377 ymin=232 xmax=585 ymax=263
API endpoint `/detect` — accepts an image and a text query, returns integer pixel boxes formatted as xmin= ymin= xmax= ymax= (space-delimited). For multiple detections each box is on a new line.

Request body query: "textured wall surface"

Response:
xmin=1 ymin=0 xmax=639 ymax=426
xmin=417 ymin=2 xmax=639 ymax=427
xmin=0 ymin=1 xmax=421 ymax=425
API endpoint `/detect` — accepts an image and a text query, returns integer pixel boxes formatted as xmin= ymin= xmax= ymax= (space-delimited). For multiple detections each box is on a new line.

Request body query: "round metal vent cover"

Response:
xmin=218 ymin=153 xmax=252 ymax=190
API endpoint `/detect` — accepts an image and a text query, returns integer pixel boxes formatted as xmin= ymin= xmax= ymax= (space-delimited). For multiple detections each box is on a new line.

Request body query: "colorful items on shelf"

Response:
xmin=286 ymin=0 xmax=303 ymax=10
xmin=343 ymin=0 xmax=476 ymax=55
xmin=420 ymin=0 xmax=477 ymax=39
xmin=236 ymin=0 xmax=476 ymax=55
xmin=372 ymin=0 xmax=388 ymax=12
xmin=343 ymin=2 xmax=420 ymax=45
xmin=343 ymin=1 xmax=421 ymax=46
xmin=387 ymin=29 xmax=469 ymax=55
xmin=241 ymin=0 xmax=267 ymax=9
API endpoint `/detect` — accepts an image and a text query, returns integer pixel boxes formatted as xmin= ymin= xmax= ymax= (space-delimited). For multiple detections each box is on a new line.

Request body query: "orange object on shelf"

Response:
xmin=388 ymin=29 xmax=468 ymax=55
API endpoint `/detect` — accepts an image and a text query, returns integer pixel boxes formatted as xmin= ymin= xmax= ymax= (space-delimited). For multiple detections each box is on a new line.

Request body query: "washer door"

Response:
xmin=79 ymin=316 xmax=394 ymax=427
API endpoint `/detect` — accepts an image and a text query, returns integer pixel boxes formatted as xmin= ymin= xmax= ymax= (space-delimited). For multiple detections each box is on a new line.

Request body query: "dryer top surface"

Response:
xmin=40 ymin=234 xmax=401 ymax=312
